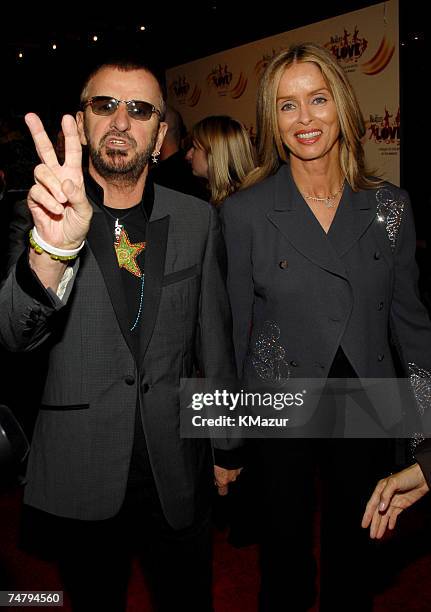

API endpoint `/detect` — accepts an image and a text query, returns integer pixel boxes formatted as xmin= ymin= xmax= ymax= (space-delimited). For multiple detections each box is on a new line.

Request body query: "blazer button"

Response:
xmin=279 ymin=260 xmax=289 ymax=269
xmin=290 ymin=360 xmax=298 ymax=367
xmin=377 ymin=354 xmax=385 ymax=362
xmin=142 ymin=383 xmax=150 ymax=393
xmin=378 ymin=301 xmax=384 ymax=311
xmin=124 ymin=375 xmax=135 ymax=385
xmin=374 ymin=251 xmax=381 ymax=260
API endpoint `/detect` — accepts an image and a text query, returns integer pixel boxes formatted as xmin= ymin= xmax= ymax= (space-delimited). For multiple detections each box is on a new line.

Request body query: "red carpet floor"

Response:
xmin=2 ymin=486 xmax=431 ymax=611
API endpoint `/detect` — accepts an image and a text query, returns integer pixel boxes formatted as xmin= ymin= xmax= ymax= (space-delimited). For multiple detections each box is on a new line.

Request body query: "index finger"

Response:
xmin=62 ymin=114 xmax=82 ymax=169
xmin=25 ymin=113 xmax=59 ymax=168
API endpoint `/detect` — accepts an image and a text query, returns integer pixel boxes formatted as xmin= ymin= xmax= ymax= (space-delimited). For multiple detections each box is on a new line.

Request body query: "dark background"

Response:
xmin=1 ymin=0 xmax=429 ymax=231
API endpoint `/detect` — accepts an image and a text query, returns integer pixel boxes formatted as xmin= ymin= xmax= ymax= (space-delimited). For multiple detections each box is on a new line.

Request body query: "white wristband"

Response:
xmin=31 ymin=226 xmax=85 ymax=257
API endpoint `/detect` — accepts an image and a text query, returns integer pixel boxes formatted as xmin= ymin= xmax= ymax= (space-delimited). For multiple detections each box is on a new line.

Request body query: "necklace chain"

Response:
xmin=303 ymin=182 xmax=345 ymax=209
xmin=102 ymin=204 xmax=146 ymax=331
xmin=103 ymin=205 xmax=139 ymax=242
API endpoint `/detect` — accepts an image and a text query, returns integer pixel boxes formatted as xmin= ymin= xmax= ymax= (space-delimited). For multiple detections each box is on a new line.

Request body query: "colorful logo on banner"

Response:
xmin=254 ymin=49 xmax=280 ymax=79
xmin=367 ymin=106 xmax=400 ymax=144
xmin=206 ymin=64 xmax=248 ymax=99
xmin=361 ymin=36 xmax=395 ymax=76
xmin=367 ymin=106 xmax=400 ymax=148
xmin=168 ymin=75 xmax=201 ymax=107
xmin=325 ymin=26 xmax=368 ymax=73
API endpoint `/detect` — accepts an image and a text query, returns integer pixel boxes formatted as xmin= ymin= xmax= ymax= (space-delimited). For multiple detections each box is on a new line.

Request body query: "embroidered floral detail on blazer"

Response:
xmin=251 ymin=321 xmax=291 ymax=383
xmin=408 ymin=362 xmax=431 ymax=416
xmin=375 ymin=188 xmax=406 ymax=251
xmin=408 ymin=362 xmax=431 ymax=454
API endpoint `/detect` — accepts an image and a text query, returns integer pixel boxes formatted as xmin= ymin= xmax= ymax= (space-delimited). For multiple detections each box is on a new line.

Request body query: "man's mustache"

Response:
xmin=100 ymin=132 xmax=137 ymax=147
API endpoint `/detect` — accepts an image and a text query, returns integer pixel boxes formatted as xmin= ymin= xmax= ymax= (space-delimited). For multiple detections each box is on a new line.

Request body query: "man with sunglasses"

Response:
xmin=0 ymin=60 xmax=241 ymax=612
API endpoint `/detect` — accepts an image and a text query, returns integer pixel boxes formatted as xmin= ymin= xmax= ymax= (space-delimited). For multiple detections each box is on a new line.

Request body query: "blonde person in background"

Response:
xmin=186 ymin=115 xmax=256 ymax=207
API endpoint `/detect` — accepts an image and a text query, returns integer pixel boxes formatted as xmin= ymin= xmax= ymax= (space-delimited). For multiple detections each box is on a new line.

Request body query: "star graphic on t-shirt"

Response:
xmin=114 ymin=227 xmax=146 ymax=277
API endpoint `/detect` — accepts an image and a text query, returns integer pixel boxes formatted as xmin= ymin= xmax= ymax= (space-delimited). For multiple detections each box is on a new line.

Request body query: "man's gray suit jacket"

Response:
xmin=0 ymin=184 xmax=238 ymax=529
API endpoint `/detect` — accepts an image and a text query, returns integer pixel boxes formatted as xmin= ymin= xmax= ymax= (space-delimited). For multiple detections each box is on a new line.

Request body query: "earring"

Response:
xmin=151 ymin=151 xmax=160 ymax=164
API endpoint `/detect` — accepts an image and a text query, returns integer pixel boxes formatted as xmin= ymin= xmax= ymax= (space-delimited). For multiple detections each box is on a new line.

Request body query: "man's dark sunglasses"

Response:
xmin=82 ymin=96 xmax=162 ymax=121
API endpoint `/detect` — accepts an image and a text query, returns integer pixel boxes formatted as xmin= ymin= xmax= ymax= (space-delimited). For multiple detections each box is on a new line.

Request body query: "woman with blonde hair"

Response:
xmin=186 ymin=115 xmax=256 ymax=206
xmin=221 ymin=42 xmax=431 ymax=611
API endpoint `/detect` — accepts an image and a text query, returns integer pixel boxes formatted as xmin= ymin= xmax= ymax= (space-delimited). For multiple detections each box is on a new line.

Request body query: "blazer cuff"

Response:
xmin=213 ymin=446 xmax=245 ymax=469
xmin=15 ymin=248 xmax=58 ymax=308
xmin=415 ymin=441 xmax=431 ymax=489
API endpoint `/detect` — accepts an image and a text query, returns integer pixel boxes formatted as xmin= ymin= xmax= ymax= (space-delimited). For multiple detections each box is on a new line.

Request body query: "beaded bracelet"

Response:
xmin=29 ymin=227 xmax=85 ymax=262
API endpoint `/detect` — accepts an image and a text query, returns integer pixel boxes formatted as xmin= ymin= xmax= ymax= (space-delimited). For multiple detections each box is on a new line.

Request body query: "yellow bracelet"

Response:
xmin=29 ymin=230 xmax=80 ymax=262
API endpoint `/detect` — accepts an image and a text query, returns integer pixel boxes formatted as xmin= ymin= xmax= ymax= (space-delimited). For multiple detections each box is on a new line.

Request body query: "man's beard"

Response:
xmin=86 ymin=125 xmax=157 ymax=187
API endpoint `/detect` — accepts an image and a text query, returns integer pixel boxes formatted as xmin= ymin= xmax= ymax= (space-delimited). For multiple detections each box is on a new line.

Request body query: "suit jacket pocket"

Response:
xmin=39 ymin=404 xmax=90 ymax=411
xmin=163 ymin=264 xmax=199 ymax=286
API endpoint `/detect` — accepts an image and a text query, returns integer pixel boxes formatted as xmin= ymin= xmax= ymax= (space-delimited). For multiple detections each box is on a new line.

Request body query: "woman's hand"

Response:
xmin=362 ymin=463 xmax=429 ymax=539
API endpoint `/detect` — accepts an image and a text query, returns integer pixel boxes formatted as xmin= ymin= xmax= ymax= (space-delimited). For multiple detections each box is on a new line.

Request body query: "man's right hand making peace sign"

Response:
xmin=25 ymin=113 xmax=93 ymax=289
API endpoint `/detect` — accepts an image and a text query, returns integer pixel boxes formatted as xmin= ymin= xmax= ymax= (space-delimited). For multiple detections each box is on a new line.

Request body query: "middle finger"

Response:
xmin=34 ymin=164 xmax=67 ymax=203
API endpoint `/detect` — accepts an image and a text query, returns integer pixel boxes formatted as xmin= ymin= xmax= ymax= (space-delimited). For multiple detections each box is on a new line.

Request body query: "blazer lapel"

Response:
xmin=86 ymin=206 xmax=139 ymax=357
xmin=267 ymin=165 xmax=348 ymax=280
xmin=328 ymin=186 xmax=376 ymax=257
xmin=139 ymin=214 xmax=170 ymax=363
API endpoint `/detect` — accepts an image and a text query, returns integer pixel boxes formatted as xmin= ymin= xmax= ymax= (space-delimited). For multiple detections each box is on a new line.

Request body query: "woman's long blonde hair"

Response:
xmin=191 ymin=115 xmax=256 ymax=206
xmin=244 ymin=42 xmax=381 ymax=191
